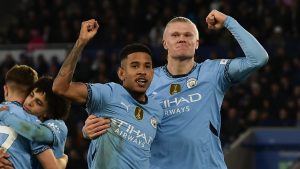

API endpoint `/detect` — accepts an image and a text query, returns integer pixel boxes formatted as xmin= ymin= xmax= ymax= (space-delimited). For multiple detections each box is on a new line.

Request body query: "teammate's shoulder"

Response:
xmin=89 ymin=82 xmax=121 ymax=90
xmin=147 ymin=98 xmax=164 ymax=120
xmin=154 ymin=66 xmax=164 ymax=73
xmin=1 ymin=101 xmax=21 ymax=108
xmin=44 ymin=119 xmax=68 ymax=133
xmin=44 ymin=119 xmax=65 ymax=125
xmin=153 ymin=66 xmax=166 ymax=78
xmin=203 ymin=59 xmax=230 ymax=65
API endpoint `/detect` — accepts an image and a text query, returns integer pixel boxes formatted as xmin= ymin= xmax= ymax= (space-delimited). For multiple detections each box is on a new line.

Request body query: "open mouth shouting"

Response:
xmin=136 ymin=77 xmax=148 ymax=87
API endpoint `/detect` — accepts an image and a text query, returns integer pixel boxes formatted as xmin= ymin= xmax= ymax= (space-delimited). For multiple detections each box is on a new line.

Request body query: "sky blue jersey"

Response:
xmin=0 ymin=101 xmax=40 ymax=169
xmin=148 ymin=16 xmax=268 ymax=169
xmin=42 ymin=119 xmax=67 ymax=158
xmin=0 ymin=108 xmax=67 ymax=169
xmin=86 ymin=82 xmax=163 ymax=169
xmin=33 ymin=120 xmax=67 ymax=169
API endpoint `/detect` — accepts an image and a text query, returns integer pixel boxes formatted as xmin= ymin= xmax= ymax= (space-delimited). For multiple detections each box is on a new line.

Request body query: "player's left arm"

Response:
xmin=206 ymin=10 xmax=269 ymax=82
xmin=0 ymin=110 xmax=54 ymax=144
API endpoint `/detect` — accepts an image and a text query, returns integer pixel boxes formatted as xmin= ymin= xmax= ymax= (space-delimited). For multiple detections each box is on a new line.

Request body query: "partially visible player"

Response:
xmin=0 ymin=76 xmax=70 ymax=169
xmin=52 ymin=19 xmax=163 ymax=169
xmin=0 ymin=65 xmax=67 ymax=169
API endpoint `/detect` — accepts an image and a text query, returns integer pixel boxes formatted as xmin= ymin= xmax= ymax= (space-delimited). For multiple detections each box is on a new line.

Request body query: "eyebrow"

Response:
xmin=171 ymin=31 xmax=193 ymax=35
xmin=130 ymin=61 xmax=152 ymax=64
xmin=130 ymin=61 xmax=140 ymax=64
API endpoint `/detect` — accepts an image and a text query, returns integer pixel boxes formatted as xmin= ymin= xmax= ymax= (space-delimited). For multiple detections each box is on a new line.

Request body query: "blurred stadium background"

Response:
xmin=0 ymin=0 xmax=299 ymax=169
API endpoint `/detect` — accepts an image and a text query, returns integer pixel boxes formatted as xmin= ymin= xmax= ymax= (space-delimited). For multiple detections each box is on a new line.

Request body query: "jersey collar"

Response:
xmin=163 ymin=62 xmax=197 ymax=78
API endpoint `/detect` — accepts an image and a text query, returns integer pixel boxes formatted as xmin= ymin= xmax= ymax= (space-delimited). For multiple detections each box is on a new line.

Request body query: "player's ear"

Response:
xmin=3 ymin=85 xmax=8 ymax=98
xmin=195 ymin=39 xmax=200 ymax=50
xmin=162 ymin=40 xmax=167 ymax=50
xmin=117 ymin=67 xmax=125 ymax=81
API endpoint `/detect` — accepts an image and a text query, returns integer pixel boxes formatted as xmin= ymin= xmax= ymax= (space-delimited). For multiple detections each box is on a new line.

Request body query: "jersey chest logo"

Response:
xmin=170 ymin=84 xmax=181 ymax=95
xmin=187 ymin=78 xmax=197 ymax=88
xmin=134 ymin=107 xmax=144 ymax=120
xmin=150 ymin=117 xmax=157 ymax=128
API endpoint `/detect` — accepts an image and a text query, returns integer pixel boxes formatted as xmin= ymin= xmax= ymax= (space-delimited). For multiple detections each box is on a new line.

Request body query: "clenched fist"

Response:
xmin=77 ymin=19 xmax=100 ymax=46
xmin=206 ymin=10 xmax=228 ymax=30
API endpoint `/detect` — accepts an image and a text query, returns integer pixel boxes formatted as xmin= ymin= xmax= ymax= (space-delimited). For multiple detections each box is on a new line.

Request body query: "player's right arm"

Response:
xmin=0 ymin=110 xmax=53 ymax=144
xmin=53 ymin=19 xmax=99 ymax=104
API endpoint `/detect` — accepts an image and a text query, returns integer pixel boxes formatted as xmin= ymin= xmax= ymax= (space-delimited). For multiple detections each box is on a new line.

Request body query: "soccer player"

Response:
xmin=52 ymin=19 xmax=163 ymax=168
xmin=0 ymin=65 xmax=67 ymax=169
xmin=83 ymin=10 xmax=269 ymax=169
xmin=0 ymin=76 xmax=70 ymax=169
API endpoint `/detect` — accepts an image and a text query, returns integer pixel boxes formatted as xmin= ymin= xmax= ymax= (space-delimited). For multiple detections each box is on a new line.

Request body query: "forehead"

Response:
xmin=125 ymin=52 xmax=152 ymax=63
xmin=31 ymin=88 xmax=46 ymax=98
xmin=165 ymin=22 xmax=198 ymax=35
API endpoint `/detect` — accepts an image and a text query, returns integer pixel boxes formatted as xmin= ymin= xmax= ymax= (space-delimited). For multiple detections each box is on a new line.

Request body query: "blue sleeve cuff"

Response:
xmin=224 ymin=16 xmax=235 ymax=28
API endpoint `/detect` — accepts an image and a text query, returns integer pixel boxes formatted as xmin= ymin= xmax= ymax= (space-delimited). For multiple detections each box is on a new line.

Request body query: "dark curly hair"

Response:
xmin=31 ymin=76 xmax=70 ymax=121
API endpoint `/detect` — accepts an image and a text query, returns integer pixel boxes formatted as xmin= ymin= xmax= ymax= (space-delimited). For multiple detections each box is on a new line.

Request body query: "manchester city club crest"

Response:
xmin=186 ymin=78 xmax=197 ymax=88
xmin=134 ymin=107 xmax=144 ymax=120
xmin=170 ymin=84 xmax=181 ymax=95
xmin=150 ymin=117 xmax=158 ymax=128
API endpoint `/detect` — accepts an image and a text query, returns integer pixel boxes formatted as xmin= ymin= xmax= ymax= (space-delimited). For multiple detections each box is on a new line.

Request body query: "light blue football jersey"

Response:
xmin=148 ymin=16 xmax=268 ymax=169
xmin=148 ymin=60 xmax=231 ymax=169
xmin=87 ymin=140 xmax=96 ymax=169
xmin=33 ymin=119 xmax=67 ymax=169
xmin=0 ymin=101 xmax=40 ymax=169
xmin=86 ymin=82 xmax=163 ymax=169
xmin=41 ymin=119 xmax=67 ymax=158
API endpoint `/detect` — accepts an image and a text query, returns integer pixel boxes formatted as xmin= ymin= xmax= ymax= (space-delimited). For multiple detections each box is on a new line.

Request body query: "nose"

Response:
xmin=137 ymin=67 xmax=147 ymax=75
xmin=27 ymin=100 xmax=33 ymax=107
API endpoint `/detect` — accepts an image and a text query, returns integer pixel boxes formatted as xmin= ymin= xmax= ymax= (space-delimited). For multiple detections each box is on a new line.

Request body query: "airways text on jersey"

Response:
xmin=111 ymin=119 xmax=153 ymax=148
xmin=160 ymin=92 xmax=202 ymax=117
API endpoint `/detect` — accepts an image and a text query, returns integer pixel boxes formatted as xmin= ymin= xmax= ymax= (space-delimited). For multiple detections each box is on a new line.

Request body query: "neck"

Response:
xmin=5 ymin=96 xmax=25 ymax=104
xmin=125 ymin=87 xmax=147 ymax=103
xmin=167 ymin=57 xmax=194 ymax=75
xmin=132 ymin=93 xmax=147 ymax=103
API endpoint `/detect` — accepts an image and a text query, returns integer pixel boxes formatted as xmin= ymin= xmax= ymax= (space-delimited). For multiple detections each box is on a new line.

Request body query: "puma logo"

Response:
xmin=121 ymin=102 xmax=130 ymax=112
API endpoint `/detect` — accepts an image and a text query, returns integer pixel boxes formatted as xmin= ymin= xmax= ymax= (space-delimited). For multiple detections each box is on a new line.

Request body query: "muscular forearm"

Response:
xmin=53 ymin=19 xmax=98 ymax=104
xmin=0 ymin=111 xmax=53 ymax=143
xmin=53 ymin=40 xmax=85 ymax=94
xmin=225 ymin=16 xmax=269 ymax=81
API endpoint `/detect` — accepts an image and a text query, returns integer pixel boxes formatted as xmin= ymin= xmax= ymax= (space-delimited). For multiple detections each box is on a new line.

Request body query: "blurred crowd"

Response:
xmin=0 ymin=0 xmax=299 ymax=168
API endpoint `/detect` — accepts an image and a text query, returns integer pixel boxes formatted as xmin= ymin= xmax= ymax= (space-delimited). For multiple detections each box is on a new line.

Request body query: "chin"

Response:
xmin=135 ymin=87 xmax=147 ymax=94
xmin=174 ymin=55 xmax=193 ymax=60
xmin=137 ymin=89 xmax=147 ymax=94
